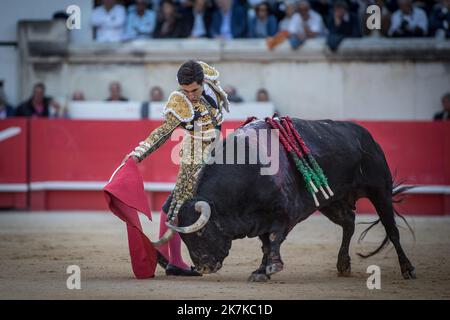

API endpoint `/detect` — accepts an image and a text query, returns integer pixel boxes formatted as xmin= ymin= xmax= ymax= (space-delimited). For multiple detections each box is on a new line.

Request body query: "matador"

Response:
xmin=127 ymin=60 xmax=229 ymax=222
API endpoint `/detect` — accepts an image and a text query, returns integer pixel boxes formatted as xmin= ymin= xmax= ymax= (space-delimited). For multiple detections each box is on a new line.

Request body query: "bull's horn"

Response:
xmin=165 ymin=201 xmax=211 ymax=234
xmin=151 ymin=229 xmax=175 ymax=247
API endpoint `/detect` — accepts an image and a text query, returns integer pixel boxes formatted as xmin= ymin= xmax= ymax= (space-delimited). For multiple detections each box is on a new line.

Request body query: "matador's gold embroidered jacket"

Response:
xmin=131 ymin=61 xmax=229 ymax=218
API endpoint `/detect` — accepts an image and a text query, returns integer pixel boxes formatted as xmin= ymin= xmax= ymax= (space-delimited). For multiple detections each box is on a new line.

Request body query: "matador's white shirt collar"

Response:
xmin=203 ymin=82 xmax=218 ymax=106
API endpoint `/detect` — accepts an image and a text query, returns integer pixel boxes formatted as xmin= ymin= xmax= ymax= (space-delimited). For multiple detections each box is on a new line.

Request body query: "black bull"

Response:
xmin=173 ymin=118 xmax=416 ymax=281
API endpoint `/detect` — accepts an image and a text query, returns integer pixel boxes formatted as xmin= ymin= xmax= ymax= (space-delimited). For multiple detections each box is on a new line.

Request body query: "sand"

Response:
xmin=0 ymin=211 xmax=449 ymax=300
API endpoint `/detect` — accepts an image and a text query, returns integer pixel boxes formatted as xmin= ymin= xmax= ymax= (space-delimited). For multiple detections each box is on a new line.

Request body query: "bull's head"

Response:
xmin=155 ymin=199 xmax=232 ymax=274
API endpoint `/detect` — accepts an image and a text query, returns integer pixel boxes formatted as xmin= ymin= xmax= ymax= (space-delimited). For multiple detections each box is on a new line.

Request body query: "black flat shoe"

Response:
xmin=156 ymin=251 xmax=168 ymax=269
xmin=165 ymin=264 xmax=202 ymax=276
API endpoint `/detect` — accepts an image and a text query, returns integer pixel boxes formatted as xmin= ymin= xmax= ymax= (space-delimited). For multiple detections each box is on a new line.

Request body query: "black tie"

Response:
xmin=201 ymin=91 xmax=222 ymax=130
xmin=202 ymin=91 xmax=218 ymax=110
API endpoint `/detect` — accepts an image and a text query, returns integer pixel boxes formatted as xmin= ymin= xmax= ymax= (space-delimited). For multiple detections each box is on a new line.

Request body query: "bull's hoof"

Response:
xmin=248 ymin=273 xmax=270 ymax=282
xmin=402 ymin=268 xmax=417 ymax=280
xmin=337 ymin=265 xmax=351 ymax=277
xmin=337 ymin=257 xmax=351 ymax=277
xmin=401 ymin=262 xmax=416 ymax=280
xmin=266 ymin=262 xmax=283 ymax=275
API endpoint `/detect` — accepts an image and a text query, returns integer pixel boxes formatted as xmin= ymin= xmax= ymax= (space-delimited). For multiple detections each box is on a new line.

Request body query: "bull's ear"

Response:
xmin=177 ymin=199 xmax=200 ymax=224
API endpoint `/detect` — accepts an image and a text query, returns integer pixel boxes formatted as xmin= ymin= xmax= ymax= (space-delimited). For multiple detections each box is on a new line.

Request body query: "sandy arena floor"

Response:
xmin=0 ymin=211 xmax=449 ymax=299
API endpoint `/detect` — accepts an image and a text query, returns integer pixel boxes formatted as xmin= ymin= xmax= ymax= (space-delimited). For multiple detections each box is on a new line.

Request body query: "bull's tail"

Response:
xmin=357 ymin=177 xmax=415 ymax=259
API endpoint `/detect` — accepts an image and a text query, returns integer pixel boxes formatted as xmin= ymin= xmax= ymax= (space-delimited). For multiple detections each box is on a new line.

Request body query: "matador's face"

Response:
xmin=180 ymin=81 xmax=204 ymax=103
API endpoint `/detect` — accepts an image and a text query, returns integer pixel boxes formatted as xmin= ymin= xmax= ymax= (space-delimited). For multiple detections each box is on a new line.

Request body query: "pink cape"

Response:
xmin=103 ymin=158 xmax=157 ymax=279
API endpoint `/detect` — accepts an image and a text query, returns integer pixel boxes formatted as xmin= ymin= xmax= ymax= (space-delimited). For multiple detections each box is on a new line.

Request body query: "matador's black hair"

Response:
xmin=177 ymin=60 xmax=204 ymax=86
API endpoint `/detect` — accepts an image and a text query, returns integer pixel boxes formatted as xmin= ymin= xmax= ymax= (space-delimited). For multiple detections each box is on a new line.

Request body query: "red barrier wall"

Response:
xmin=353 ymin=121 xmax=450 ymax=215
xmin=0 ymin=119 xmax=28 ymax=209
xmin=354 ymin=121 xmax=450 ymax=185
xmin=1 ymin=118 xmax=449 ymax=214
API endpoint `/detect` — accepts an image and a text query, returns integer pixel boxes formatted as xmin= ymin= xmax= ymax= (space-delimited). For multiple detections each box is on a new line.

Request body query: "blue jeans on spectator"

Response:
xmin=288 ymin=35 xmax=304 ymax=50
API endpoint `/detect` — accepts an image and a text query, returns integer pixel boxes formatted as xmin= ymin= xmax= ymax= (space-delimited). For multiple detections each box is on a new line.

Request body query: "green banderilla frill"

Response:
xmin=292 ymin=151 xmax=320 ymax=207
xmin=306 ymin=153 xmax=334 ymax=198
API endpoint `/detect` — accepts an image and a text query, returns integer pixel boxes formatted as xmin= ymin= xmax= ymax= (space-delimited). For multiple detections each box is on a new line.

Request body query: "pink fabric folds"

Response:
xmin=104 ymin=158 xmax=157 ymax=279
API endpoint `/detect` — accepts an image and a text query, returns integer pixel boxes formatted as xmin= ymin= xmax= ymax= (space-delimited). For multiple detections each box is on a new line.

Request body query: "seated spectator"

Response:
xmin=149 ymin=0 xmax=163 ymax=11
xmin=362 ymin=0 xmax=392 ymax=37
xmin=256 ymin=86 xmax=281 ymax=114
xmin=256 ymin=88 xmax=270 ymax=102
xmin=267 ymin=0 xmax=302 ymax=49
xmin=388 ymin=0 xmax=428 ymax=37
xmin=63 ymin=90 xmax=86 ymax=118
xmin=414 ymin=0 xmax=436 ymax=16
xmin=248 ymin=2 xmax=278 ymax=38
xmin=310 ymin=0 xmax=331 ymax=23
xmin=267 ymin=0 xmax=326 ymax=49
xmin=190 ymin=0 xmax=214 ymax=38
xmin=430 ymin=0 xmax=450 ymax=39
xmin=270 ymin=0 xmax=290 ymax=22
xmin=224 ymin=85 xmax=244 ymax=102
xmin=277 ymin=1 xmax=301 ymax=33
xmin=326 ymin=0 xmax=361 ymax=52
xmin=154 ymin=0 xmax=184 ymax=38
xmin=297 ymin=0 xmax=327 ymax=38
xmin=178 ymin=0 xmax=202 ymax=38
xmin=141 ymin=86 xmax=165 ymax=118
xmin=15 ymin=83 xmax=61 ymax=118
xmin=0 ymin=84 xmax=14 ymax=119
xmin=91 ymin=0 xmax=127 ymax=42
xmin=210 ymin=0 xmax=249 ymax=39
xmin=123 ymin=0 xmax=156 ymax=40
xmin=433 ymin=92 xmax=450 ymax=121
xmin=71 ymin=90 xmax=85 ymax=101
xmin=151 ymin=86 xmax=164 ymax=101
xmin=311 ymin=0 xmax=361 ymax=21
xmin=106 ymin=81 xmax=128 ymax=101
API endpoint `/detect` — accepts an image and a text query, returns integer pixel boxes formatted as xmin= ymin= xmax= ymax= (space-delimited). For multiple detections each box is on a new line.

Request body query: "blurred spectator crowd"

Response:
xmin=0 ymin=80 xmax=272 ymax=119
xmin=0 ymin=79 xmax=448 ymax=121
xmin=90 ymin=0 xmax=450 ymax=50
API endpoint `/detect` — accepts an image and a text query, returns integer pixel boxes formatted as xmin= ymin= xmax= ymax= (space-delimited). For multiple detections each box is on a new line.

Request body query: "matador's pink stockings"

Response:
xmin=158 ymin=210 xmax=189 ymax=270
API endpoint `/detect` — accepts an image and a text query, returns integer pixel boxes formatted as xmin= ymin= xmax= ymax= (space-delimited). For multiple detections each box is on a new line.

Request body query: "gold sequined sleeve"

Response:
xmin=134 ymin=113 xmax=181 ymax=162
